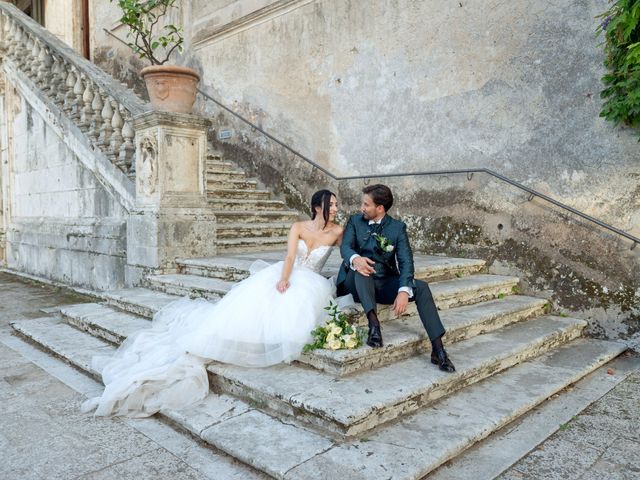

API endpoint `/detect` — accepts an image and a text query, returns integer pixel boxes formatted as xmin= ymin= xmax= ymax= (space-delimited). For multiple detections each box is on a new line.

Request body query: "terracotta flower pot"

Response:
xmin=140 ymin=65 xmax=200 ymax=114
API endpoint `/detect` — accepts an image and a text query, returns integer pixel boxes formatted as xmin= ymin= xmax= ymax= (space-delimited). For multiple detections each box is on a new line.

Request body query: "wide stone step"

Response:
xmin=215 ymin=222 xmax=292 ymax=239
xmin=299 ymin=295 xmax=549 ymax=375
xmin=213 ymin=210 xmax=300 ymax=224
xmin=60 ymin=302 xmax=151 ymax=344
xmin=142 ymin=271 xmax=517 ymax=308
xmin=176 ymin=253 xmax=485 ymax=282
xmin=9 ymin=317 xmax=624 ymax=479
xmin=94 ymin=287 xmax=180 ymax=318
xmin=346 ymin=274 xmax=521 ymax=324
xmin=206 ymin=315 xmax=587 ymax=437
xmin=207 ymin=197 xmax=288 ymax=211
xmin=11 ymin=316 xmax=114 ymax=376
xmin=146 ymin=274 xmax=234 ymax=299
xmin=208 ymin=188 xmax=272 ymax=200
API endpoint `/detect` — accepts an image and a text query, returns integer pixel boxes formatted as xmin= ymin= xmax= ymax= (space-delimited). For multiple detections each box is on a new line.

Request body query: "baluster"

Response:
xmin=6 ymin=19 xmax=17 ymax=59
xmin=62 ymin=68 xmax=76 ymax=115
xmin=16 ymin=30 xmax=31 ymax=69
xmin=28 ymin=38 xmax=41 ymax=78
xmin=49 ymin=55 xmax=64 ymax=104
xmin=108 ymin=101 xmax=124 ymax=164
xmin=37 ymin=44 xmax=53 ymax=91
xmin=79 ymin=79 xmax=94 ymax=131
xmin=70 ymin=72 xmax=84 ymax=121
xmin=55 ymin=60 xmax=70 ymax=106
xmin=88 ymin=88 xmax=104 ymax=143
xmin=98 ymin=95 xmax=114 ymax=151
xmin=119 ymin=110 xmax=136 ymax=177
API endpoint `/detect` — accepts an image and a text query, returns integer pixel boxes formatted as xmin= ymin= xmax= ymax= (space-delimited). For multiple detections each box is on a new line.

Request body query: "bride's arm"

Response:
xmin=335 ymin=225 xmax=344 ymax=246
xmin=277 ymin=223 xmax=300 ymax=293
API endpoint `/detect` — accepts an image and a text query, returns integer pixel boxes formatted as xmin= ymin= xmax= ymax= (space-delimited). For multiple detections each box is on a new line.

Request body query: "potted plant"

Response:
xmin=112 ymin=0 xmax=200 ymax=113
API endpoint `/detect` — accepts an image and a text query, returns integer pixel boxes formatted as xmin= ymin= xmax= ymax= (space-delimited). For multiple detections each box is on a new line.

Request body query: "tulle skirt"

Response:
xmin=82 ymin=261 xmax=335 ymax=417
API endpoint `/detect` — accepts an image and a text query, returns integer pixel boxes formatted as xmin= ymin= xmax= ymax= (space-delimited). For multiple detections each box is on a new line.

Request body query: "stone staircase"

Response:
xmin=10 ymin=249 xmax=627 ymax=479
xmin=205 ymin=154 xmax=298 ymax=253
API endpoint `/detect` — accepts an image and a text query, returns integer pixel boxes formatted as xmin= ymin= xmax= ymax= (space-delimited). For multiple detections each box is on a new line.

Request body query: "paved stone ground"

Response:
xmin=0 ymin=272 xmax=261 ymax=480
xmin=0 ymin=270 xmax=638 ymax=480
xmin=498 ymin=367 xmax=640 ymax=480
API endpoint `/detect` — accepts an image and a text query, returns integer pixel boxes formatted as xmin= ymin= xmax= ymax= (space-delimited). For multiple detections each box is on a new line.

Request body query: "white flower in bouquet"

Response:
xmin=329 ymin=324 xmax=342 ymax=336
xmin=342 ymin=334 xmax=358 ymax=349
xmin=325 ymin=338 xmax=342 ymax=350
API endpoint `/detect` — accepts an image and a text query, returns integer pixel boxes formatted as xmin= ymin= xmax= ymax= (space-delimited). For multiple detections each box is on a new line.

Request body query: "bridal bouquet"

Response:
xmin=303 ymin=301 xmax=365 ymax=352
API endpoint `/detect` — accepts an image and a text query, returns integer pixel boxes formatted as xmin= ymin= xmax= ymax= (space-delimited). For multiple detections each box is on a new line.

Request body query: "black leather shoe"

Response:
xmin=367 ymin=324 xmax=383 ymax=348
xmin=431 ymin=348 xmax=455 ymax=372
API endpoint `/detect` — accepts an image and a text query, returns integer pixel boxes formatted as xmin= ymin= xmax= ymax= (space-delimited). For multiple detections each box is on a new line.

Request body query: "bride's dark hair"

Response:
xmin=310 ymin=189 xmax=336 ymax=228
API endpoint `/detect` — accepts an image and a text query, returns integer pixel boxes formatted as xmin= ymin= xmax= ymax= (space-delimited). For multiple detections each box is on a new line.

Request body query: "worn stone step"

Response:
xmin=142 ymin=269 xmax=517 ymax=309
xmin=282 ymin=338 xmax=626 ymax=480
xmin=60 ymin=303 xmax=151 ymax=344
xmin=207 ymin=315 xmax=587 ymax=437
xmin=206 ymin=170 xmax=247 ymax=182
xmin=299 ymin=295 xmax=549 ymax=375
xmin=208 ymin=188 xmax=272 ymax=200
xmin=146 ymin=274 xmax=234 ymax=299
xmin=213 ymin=210 xmax=300 ymax=224
xmin=343 ymin=273 xmax=521 ymax=324
xmin=11 ymin=316 xmax=115 ymax=376
xmin=216 ymin=236 xmax=290 ymax=253
xmin=94 ymin=287 xmax=180 ymax=318
xmin=207 ymin=197 xmax=288 ymax=211
xmin=215 ymin=223 xmax=292 ymax=240
xmin=176 ymin=253 xmax=485 ymax=282
xmin=206 ymin=178 xmax=259 ymax=190
xmin=205 ymin=159 xmax=235 ymax=171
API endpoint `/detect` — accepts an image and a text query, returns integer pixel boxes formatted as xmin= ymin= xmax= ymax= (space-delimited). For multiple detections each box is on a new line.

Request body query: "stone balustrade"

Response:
xmin=0 ymin=3 xmax=150 ymax=180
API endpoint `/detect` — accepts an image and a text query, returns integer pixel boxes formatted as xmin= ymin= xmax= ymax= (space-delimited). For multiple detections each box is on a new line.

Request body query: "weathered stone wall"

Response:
xmin=1 ymin=73 xmax=129 ymax=289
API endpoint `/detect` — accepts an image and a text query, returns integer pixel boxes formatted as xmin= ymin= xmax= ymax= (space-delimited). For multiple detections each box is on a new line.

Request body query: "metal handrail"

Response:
xmin=197 ymin=87 xmax=638 ymax=250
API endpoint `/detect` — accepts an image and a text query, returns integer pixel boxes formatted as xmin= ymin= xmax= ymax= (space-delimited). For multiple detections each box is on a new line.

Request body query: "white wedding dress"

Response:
xmin=82 ymin=240 xmax=335 ymax=417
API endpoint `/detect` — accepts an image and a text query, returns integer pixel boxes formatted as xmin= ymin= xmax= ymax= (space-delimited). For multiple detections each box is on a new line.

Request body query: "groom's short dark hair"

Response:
xmin=362 ymin=184 xmax=394 ymax=212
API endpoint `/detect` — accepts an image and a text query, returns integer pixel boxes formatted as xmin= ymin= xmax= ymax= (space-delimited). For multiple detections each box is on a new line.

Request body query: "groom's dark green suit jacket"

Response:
xmin=336 ymin=213 xmax=416 ymax=290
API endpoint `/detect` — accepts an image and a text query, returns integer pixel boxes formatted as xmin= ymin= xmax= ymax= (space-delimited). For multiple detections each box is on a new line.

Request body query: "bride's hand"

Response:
xmin=276 ymin=280 xmax=290 ymax=293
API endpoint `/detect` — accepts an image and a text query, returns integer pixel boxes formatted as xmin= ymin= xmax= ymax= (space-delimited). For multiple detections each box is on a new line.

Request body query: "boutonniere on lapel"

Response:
xmin=372 ymin=234 xmax=395 ymax=253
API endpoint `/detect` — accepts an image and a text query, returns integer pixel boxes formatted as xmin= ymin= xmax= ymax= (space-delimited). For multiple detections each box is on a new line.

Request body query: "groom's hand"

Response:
xmin=353 ymin=256 xmax=376 ymax=276
xmin=393 ymin=291 xmax=409 ymax=316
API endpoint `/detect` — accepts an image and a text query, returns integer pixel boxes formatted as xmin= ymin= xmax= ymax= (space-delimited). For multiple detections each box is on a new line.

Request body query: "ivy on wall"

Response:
xmin=598 ymin=1 xmax=640 ymax=135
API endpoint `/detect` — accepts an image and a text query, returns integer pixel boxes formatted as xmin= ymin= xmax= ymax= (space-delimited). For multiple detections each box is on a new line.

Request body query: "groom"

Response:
xmin=336 ymin=184 xmax=455 ymax=372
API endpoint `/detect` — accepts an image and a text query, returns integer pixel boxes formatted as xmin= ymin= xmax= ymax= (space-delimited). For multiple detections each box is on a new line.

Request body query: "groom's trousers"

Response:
xmin=341 ymin=270 xmax=446 ymax=341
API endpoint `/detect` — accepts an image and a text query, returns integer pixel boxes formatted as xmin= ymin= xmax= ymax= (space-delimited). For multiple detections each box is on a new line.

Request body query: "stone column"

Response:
xmin=126 ymin=111 xmax=216 ymax=285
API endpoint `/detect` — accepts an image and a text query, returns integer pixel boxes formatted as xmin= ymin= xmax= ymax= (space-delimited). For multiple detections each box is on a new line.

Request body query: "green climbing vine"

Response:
xmin=597 ymin=1 xmax=640 ymax=135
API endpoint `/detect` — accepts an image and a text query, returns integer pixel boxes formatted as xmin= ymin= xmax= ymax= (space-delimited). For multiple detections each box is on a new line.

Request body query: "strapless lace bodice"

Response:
xmin=294 ymin=240 xmax=333 ymax=273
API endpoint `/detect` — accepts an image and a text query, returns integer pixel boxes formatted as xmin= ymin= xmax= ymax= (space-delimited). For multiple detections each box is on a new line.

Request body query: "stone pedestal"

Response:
xmin=126 ymin=111 xmax=216 ymax=285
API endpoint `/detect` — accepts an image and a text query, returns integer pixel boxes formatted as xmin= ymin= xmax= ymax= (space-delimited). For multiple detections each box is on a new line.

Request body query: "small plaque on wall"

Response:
xmin=218 ymin=129 xmax=233 ymax=140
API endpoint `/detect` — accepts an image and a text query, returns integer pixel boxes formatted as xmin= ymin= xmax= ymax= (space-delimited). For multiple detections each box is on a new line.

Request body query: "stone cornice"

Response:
xmin=192 ymin=0 xmax=316 ymax=50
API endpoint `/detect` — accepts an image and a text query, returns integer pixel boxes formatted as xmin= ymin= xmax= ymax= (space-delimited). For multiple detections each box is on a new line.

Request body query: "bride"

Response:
xmin=83 ymin=190 xmax=343 ymax=417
